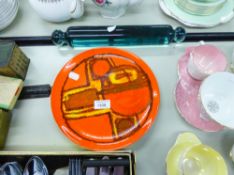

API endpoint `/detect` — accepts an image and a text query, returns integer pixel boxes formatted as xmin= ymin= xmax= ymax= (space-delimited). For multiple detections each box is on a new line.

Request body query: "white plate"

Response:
xmin=200 ymin=72 xmax=234 ymax=129
xmin=0 ymin=0 xmax=19 ymax=31
xmin=159 ymin=0 xmax=234 ymax=28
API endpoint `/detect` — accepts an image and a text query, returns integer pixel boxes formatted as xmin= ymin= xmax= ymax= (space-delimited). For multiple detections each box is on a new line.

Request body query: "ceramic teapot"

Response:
xmin=28 ymin=0 xmax=84 ymax=22
xmin=92 ymin=0 xmax=143 ymax=19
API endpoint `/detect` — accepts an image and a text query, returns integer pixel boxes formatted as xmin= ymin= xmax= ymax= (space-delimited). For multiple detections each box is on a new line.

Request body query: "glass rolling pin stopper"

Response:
xmin=51 ymin=25 xmax=186 ymax=47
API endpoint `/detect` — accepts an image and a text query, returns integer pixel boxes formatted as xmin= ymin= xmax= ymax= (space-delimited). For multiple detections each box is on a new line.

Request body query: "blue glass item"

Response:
xmin=69 ymin=159 xmax=82 ymax=175
xmin=23 ymin=156 xmax=48 ymax=175
xmin=52 ymin=25 xmax=186 ymax=47
xmin=0 ymin=162 xmax=22 ymax=175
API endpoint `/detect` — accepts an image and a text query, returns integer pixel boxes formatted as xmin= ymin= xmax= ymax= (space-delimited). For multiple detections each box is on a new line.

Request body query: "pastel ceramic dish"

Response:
xmin=181 ymin=145 xmax=228 ymax=175
xmin=175 ymin=79 xmax=224 ymax=132
xmin=167 ymin=133 xmax=201 ymax=175
xmin=187 ymin=45 xmax=227 ymax=80
xmin=28 ymin=0 xmax=84 ymax=22
xmin=200 ymin=72 xmax=234 ymax=129
xmin=0 ymin=0 xmax=19 ymax=31
xmin=159 ymin=0 xmax=234 ymax=27
xmin=92 ymin=0 xmax=143 ymax=19
xmin=174 ymin=0 xmax=226 ymax=16
xmin=51 ymin=47 xmax=160 ymax=150
xmin=175 ymin=48 xmax=224 ymax=132
xmin=167 ymin=133 xmax=228 ymax=175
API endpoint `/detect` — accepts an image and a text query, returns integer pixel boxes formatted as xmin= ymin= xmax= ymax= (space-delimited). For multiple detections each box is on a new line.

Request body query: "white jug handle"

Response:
xmin=70 ymin=0 xmax=85 ymax=19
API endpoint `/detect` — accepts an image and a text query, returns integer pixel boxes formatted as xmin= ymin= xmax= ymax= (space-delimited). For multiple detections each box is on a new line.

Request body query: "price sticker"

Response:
xmin=94 ymin=100 xmax=111 ymax=109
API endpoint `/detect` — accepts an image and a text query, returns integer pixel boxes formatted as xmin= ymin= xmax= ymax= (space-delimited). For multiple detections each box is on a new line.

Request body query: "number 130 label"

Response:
xmin=94 ymin=100 xmax=111 ymax=109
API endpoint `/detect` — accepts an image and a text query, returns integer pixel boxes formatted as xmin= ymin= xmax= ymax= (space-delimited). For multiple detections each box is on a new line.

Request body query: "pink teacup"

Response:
xmin=187 ymin=45 xmax=227 ymax=80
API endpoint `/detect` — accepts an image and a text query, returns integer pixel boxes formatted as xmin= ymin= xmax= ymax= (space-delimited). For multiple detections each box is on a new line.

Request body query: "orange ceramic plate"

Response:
xmin=51 ymin=47 xmax=160 ymax=150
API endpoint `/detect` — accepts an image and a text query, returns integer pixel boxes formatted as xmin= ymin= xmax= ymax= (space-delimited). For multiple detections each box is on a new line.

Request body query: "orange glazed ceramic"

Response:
xmin=51 ymin=47 xmax=160 ymax=150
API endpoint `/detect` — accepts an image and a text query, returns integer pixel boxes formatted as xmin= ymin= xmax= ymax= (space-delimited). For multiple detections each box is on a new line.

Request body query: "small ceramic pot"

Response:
xmin=187 ymin=45 xmax=227 ymax=80
xmin=92 ymin=0 xmax=143 ymax=19
xmin=28 ymin=0 xmax=84 ymax=22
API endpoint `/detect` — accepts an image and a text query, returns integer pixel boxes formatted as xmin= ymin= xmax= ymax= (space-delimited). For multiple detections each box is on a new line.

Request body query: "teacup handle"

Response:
xmin=69 ymin=0 xmax=84 ymax=19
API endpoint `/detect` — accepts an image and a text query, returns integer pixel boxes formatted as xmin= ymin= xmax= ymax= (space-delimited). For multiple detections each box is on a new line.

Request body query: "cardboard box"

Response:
xmin=0 ymin=75 xmax=23 ymax=110
xmin=0 ymin=151 xmax=136 ymax=175
xmin=0 ymin=110 xmax=11 ymax=149
xmin=0 ymin=40 xmax=30 ymax=80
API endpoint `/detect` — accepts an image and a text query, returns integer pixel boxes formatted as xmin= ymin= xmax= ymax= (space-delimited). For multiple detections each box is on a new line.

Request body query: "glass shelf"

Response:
xmin=1 ymin=0 xmax=234 ymax=37
xmin=3 ymin=42 xmax=234 ymax=175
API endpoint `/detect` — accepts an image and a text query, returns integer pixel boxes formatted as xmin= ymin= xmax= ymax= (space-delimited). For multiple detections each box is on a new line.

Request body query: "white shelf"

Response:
xmin=3 ymin=43 xmax=234 ymax=175
xmin=1 ymin=0 xmax=234 ymax=37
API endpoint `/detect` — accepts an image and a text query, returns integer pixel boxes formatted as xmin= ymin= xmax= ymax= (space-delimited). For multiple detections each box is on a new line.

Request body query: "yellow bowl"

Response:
xmin=166 ymin=133 xmax=227 ymax=175
xmin=182 ymin=145 xmax=228 ymax=175
xmin=166 ymin=133 xmax=201 ymax=175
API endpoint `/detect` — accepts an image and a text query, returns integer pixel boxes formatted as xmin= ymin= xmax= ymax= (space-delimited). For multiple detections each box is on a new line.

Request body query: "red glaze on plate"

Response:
xmin=51 ymin=47 xmax=160 ymax=150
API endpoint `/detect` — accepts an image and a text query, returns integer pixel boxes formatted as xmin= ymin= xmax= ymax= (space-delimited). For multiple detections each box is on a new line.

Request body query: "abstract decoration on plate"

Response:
xmin=175 ymin=45 xmax=227 ymax=132
xmin=51 ymin=47 xmax=160 ymax=150
xmin=167 ymin=132 xmax=228 ymax=175
xmin=159 ymin=0 xmax=234 ymax=27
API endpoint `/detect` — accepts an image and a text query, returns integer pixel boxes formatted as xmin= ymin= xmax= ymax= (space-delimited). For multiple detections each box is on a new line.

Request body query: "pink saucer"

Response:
xmin=175 ymin=79 xmax=224 ymax=132
xmin=175 ymin=47 xmax=224 ymax=132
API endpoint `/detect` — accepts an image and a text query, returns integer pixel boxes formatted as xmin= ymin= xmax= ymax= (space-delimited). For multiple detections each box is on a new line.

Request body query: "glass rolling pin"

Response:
xmin=51 ymin=25 xmax=186 ymax=47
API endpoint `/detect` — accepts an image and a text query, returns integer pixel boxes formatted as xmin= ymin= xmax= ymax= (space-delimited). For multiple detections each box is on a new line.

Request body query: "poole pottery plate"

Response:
xmin=51 ymin=47 xmax=160 ymax=150
xmin=159 ymin=0 xmax=234 ymax=28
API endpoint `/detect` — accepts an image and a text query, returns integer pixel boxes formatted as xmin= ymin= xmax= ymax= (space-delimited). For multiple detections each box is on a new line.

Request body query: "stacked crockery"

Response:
xmin=159 ymin=0 xmax=234 ymax=27
xmin=175 ymin=44 xmax=228 ymax=132
xmin=0 ymin=0 xmax=19 ymax=31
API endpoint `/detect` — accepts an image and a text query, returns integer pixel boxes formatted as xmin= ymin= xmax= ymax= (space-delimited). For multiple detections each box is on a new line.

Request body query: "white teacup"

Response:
xmin=187 ymin=45 xmax=227 ymax=80
xmin=200 ymin=72 xmax=234 ymax=129
xmin=92 ymin=0 xmax=143 ymax=19
xmin=28 ymin=0 xmax=84 ymax=22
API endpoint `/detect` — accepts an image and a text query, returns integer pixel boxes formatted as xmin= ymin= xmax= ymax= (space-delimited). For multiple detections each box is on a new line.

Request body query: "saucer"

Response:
xmin=159 ymin=0 xmax=234 ymax=27
xmin=176 ymin=50 xmax=224 ymax=132
xmin=182 ymin=144 xmax=228 ymax=175
xmin=175 ymin=79 xmax=224 ymax=132
xmin=167 ymin=133 xmax=201 ymax=175
xmin=51 ymin=47 xmax=160 ymax=150
xmin=200 ymin=72 xmax=234 ymax=129
xmin=167 ymin=133 xmax=228 ymax=175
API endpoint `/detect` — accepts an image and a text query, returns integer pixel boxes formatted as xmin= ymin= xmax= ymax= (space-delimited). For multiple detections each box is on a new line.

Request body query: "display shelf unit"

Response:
xmin=1 ymin=0 xmax=234 ymax=175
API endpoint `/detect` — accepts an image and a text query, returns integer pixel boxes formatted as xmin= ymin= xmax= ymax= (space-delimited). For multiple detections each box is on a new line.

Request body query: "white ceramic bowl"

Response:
xmin=200 ymin=72 xmax=234 ymax=129
xmin=0 ymin=0 xmax=19 ymax=31
xmin=28 ymin=0 xmax=84 ymax=22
